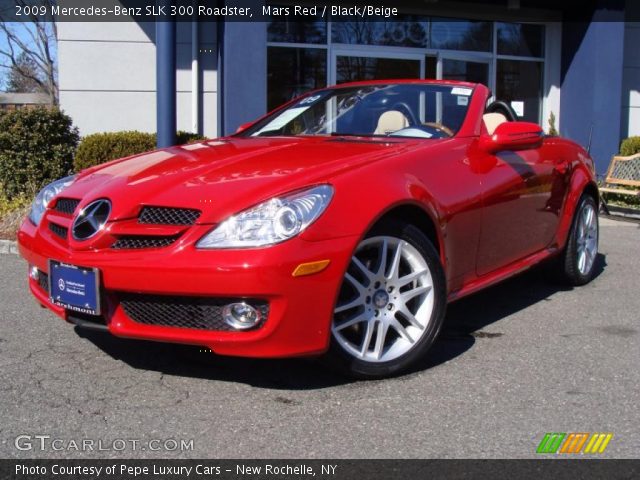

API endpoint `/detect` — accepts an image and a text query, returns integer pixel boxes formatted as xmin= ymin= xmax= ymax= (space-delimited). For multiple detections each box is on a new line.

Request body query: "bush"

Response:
xmin=176 ymin=130 xmax=207 ymax=145
xmin=620 ymin=136 xmax=640 ymax=156
xmin=0 ymin=188 xmax=30 ymax=239
xmin=547 ymin=111 xmax=558 ymax=136
xmin=74 ymin=130 xmax=208 ymax=171
xmin=0 ymin=189 xmax=29 ymax=218
xmin=0 ymin=107 xmax=79 ymax=199
xmin=74 ymin=131 xmax=156 ymax=171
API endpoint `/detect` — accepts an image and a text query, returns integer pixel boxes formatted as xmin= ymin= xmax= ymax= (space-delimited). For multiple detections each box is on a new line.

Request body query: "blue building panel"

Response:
xmin=560 ymin=3 xmax=626 ymax=173
xmin=221 ymin=21 xmax=268 ymax=136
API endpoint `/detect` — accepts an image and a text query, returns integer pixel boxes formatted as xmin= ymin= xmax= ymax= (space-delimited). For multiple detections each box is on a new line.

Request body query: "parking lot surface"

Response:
xmin=0 ymin=217 xmax=638 ymax=458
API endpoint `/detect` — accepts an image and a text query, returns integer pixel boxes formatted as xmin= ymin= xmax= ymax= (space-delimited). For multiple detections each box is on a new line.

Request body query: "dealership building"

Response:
xmin=57 ymin=0 xmax=638 ymax=173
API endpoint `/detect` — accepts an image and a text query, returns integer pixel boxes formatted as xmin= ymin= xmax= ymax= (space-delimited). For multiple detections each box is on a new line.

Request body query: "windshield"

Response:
xmin=241 ymin=83 xmax=474 ymax=140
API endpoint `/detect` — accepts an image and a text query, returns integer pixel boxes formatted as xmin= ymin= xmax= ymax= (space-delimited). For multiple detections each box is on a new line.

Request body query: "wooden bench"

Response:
xmin=599 ymin=153 xmax=640 ymax=214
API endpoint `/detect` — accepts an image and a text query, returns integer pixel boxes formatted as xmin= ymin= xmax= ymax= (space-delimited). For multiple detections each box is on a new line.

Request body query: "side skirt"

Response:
xmin=446 ymin=247 xmax=560 ymax=303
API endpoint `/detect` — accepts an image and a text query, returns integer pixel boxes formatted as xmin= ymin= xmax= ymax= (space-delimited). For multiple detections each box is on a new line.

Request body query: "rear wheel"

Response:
xmin=560 ymin=194 xmax=599 ymax=285
xmin=326 ymin=220 xmax=446 ymax=379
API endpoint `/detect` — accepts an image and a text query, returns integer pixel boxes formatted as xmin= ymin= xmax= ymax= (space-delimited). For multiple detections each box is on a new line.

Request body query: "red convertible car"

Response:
xmin=18 ymin=80 xmax=599 ymax=378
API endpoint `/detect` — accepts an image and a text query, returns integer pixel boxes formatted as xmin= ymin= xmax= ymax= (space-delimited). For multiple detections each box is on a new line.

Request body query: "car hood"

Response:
xmin=65 ymin=136 xmax=436 ymax=223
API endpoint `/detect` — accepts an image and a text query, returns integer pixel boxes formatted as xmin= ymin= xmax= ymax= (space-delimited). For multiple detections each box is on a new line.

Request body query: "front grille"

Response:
xmin=49 ymin=222 xmax=68 ymax=240
xmin=54 ymin=198 xmax=80 ymax=215
xmin=138 ymin=206 xmax=201 ymax=225
xmin=119 ymin=293 xmax=269 ymax=331
xmin=112 ymin=235 xmax=179 ymax=250
xmin=37 ymin=270 xmax=49 ymax=292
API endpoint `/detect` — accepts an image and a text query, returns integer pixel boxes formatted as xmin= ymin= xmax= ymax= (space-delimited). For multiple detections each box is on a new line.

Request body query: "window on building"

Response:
xmin=267 ymin=47 xmax=327 ymax=111
xmin=430 ymin=18 xmax=492 ymax=52
xmin=425 ymin=56 xmax=437 ymax=79
xmin=496 ymin=23 xmax=545 ymax=122
xmin=267 ymin=17 xmax=326 ymax=44
xmin=442 ymin=59 xmax=489 ymax=85
xmin=336 ymin=56 xmax=421 ymax=84
xmin=266 ymin=12 xmax=548 ymax=123
xmin=496 ymin=60 xmax=543 ymax=123
xmin=497 ymin=22 xmax=545 ymax=58
xmin=332 ymin=16 xmax=430 ymax=48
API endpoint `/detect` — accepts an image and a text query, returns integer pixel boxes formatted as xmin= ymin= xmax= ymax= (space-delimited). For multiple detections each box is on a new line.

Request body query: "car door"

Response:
xmin=476 ymin=139 xmax=570 ymax=276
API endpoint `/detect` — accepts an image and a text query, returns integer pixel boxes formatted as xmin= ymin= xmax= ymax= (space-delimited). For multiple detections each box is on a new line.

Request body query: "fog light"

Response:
xmin=29 ymin=265 xmax=39 ymax=280
xmin=222 ymin=302 xmax=262 ymax=330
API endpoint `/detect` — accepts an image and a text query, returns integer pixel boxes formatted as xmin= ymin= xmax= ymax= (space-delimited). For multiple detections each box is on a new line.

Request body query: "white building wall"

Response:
xmin=57 ymin=21 xmax=218 ymax=138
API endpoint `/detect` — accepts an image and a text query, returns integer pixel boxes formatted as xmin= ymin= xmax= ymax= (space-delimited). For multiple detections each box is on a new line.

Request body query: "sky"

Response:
xmin=0 ymin=21 xmax=57 ymax=91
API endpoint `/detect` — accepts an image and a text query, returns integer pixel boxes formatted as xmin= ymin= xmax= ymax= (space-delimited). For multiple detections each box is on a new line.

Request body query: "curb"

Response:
xmin=0 ymin=239 xmax=18 ymax=255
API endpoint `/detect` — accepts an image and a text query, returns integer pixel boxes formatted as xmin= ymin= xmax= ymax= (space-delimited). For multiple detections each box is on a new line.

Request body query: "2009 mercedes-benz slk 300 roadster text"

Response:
xmin=18 ymin=80 xmax=599 ymax=378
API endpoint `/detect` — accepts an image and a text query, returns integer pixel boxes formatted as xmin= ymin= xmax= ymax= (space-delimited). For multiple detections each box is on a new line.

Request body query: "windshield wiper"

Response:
xmin=255 ymin=131 xmax=283 ymax=137
xmin=329 ymin=132 xmax=374 ymax=137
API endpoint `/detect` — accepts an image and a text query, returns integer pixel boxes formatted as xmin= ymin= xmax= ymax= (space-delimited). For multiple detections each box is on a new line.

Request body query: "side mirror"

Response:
xmin=235 ymin=121 xmax=254 ymax=134
xmin=480 ymin=122 xmax=544 ymax=154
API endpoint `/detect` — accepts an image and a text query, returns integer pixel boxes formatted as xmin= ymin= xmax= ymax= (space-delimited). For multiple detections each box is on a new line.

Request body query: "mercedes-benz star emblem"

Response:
xmin=72 ymin=199 xmax=111 ymax=241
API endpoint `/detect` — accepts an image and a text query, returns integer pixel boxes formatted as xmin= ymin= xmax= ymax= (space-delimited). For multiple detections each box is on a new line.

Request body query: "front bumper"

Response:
xmin=18 ymin=219 xmax=357 ymax=358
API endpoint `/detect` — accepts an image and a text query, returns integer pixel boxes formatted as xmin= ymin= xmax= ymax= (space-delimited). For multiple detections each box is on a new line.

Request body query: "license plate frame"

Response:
xmin=48 ymin=260 xmax=101 ymax=316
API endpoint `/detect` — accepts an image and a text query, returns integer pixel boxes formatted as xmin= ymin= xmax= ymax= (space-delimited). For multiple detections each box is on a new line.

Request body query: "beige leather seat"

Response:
xmin=374 ymin=110 xmax=410 ymax=135
xmin=483 ymin=112 xmax=508 ymax=135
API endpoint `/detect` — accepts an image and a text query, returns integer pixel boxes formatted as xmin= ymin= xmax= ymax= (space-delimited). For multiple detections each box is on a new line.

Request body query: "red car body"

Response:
xmin=18 ymin=80 xmax=598 ymax=362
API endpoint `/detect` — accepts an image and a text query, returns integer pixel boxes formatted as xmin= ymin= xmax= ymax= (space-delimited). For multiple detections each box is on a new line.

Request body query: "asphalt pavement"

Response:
xmin=0 ymin=216 xmax=638 ymax=459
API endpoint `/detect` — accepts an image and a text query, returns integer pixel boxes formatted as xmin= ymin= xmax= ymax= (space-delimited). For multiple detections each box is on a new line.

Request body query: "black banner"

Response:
xmin=0 ymin=0 xmax=631 ymax=23
xmin=2 ymin=459 xmax=640 ymax=480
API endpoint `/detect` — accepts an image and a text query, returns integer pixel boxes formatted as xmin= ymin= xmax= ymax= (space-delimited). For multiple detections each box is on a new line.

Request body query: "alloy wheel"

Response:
xmin=576 ymin=202 xmax=598 ymax=275
xmin=332 ymin=236 xmax=435 ymax=363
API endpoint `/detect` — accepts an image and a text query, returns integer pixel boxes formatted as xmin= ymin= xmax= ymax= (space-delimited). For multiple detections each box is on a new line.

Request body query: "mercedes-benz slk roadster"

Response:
xmin=18 ymin=80 xmax=599 ymax=378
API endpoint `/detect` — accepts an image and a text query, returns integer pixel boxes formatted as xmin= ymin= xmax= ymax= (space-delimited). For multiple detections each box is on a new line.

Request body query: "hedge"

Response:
xmin=176 ymin=131 xmax=206 ymax=145
xmin=620 ymin=136 xmax=640 ymax=157
xmin=74 ymin=130 xmax=207 ymax=171
xmin=74 ymin=131 xmax=155 ymax=171
xmin=0 ymin=191 xmax=30 ymax=239
xmin=0 ymin=107 xmax=79 ymax=199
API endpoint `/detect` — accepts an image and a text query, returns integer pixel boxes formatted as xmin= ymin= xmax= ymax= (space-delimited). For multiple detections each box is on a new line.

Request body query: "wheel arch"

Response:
xmin=326 ymin=201 xmax=449 ymax=377
xmin=368 ymin=202 xmax=444 ymax=263
xmin=556 ymin=168 xmax=599 ymax=249
xmin=582 ymin=182 xmax=599 ymax=205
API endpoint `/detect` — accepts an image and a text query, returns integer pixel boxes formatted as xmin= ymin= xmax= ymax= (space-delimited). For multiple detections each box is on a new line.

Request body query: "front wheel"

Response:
xmin=560 ymin=194 xmax=599 ymax=285
xmin=326 ymin=221 xmax=446 ymax=379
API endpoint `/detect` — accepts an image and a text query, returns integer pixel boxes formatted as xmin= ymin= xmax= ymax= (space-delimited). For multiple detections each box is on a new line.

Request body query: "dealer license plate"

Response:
xmin=48 ymin=260 xmax=101 ymax=316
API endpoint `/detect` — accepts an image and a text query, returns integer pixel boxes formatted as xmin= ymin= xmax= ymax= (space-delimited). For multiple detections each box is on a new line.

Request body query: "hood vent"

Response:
xmin=138 ymin=206 xmax=201 ymax=225
xmin=54 ymin=198 xmax=80 ymax=215
xmin=112 ymin=235 xmax=180 ymax=250
xmin=49 ymin=222 xmax=68 ymax=240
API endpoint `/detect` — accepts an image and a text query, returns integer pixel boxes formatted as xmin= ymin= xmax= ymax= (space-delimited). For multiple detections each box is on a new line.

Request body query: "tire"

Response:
xmin=325 ymin=220 xmax=447 ymax=379
xmin=560 ymin=194 xmax=599 ymax=286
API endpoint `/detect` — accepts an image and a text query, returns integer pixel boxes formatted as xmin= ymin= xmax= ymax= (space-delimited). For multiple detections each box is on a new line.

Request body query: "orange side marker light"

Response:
xmin=292 ymin=260 xmax=331 ymax=277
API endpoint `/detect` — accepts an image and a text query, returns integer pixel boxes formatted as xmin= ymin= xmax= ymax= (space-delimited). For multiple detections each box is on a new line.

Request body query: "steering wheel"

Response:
xmin=422 ymin=122 xmax=454 ymax=137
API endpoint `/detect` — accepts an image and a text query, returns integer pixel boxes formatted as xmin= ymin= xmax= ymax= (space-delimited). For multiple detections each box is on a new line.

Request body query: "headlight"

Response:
xmin=28 ymin=175 xmax=77 ymax=226
xmin=196 ymin=185 xmax=334 ymax=249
